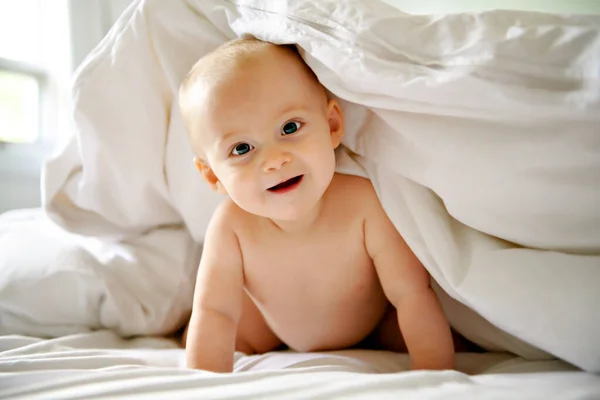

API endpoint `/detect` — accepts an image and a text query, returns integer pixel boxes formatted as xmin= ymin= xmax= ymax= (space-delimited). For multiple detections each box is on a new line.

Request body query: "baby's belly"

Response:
xmin=249 ymin=279 xmax=389 ymax=352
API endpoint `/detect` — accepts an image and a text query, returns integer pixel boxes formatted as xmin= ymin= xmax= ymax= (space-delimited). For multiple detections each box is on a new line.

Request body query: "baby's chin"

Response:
xmin=255 ymin=206 xmax=312 ymax=222
xmin=240 ymin=200 xmax=320 ymax=223
xmin=232 ymin=177 xmax=332 ymax=222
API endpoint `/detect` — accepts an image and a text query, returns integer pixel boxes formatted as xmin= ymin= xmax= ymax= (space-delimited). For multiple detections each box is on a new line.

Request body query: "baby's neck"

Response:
xmin=268 ymin=197 xmax=325 ymax=234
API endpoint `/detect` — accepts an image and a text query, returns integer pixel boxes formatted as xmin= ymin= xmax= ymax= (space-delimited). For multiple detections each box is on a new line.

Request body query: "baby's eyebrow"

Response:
xmin=216 ymin=130 xmax=240 ymax=144
xmin=276 ymin=103 xmax=309 ymax=117
xmin=213 ymin=131 xmax=242 ymax=152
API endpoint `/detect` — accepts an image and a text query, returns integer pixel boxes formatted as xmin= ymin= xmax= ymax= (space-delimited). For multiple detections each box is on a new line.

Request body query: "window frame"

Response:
xmin=0 ymin=56 xmax=48 ymax=148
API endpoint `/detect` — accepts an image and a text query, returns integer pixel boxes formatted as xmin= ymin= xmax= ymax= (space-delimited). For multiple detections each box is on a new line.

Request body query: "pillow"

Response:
xmin=0 ymin=208 xmax=198 ymax=337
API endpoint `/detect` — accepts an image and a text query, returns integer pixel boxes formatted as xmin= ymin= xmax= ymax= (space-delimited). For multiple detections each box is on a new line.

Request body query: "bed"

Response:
xmin=1 ymin=0 xmax=599 ymax=398
xmin=1 ymin=329 xmax=599 ymax=399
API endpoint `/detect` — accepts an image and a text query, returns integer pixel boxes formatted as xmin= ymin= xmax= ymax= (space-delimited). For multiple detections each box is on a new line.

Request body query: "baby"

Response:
xmin=179 ymin=37 xmax=455 ymax=373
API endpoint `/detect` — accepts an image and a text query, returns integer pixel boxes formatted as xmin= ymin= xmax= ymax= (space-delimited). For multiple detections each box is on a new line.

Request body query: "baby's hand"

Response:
xmin=185 ymin=201 xmax=245 ymax=372
xmin=364 ymin=184 xmax=454 ymax=370
xmin=395 ymin=287 xmax=455 ymax=371
xmin=186 ymin=306 xmax=239 ymax=372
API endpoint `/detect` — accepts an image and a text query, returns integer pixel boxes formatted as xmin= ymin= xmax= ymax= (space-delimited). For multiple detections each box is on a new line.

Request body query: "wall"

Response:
xmin=0 ymin=145 xmax=44 ymax=211
xmin=381 ymin=0 xmax=600 ymax=14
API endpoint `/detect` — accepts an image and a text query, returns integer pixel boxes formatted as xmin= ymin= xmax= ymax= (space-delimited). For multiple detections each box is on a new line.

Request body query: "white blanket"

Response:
xmin=1 ymin=0 xmax=598 ymax=373
xmin=1 ymin=331 xmax=599 ymax=400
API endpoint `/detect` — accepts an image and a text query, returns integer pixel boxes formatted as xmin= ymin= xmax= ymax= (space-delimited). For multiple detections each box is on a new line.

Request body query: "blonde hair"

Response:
xmin=181 ymin=36 xmax=270 ymax=90
xmin=178 ymin=36 xmax=323 ymax=147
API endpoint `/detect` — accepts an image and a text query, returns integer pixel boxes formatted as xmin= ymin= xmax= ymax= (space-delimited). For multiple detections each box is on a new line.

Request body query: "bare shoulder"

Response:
xmin=330 ymin=173 xmax=377 ymax=195
xmin=329 ymin=173 xmax=382 ymax=209
xmin=202 ymin=198 xmax=248 ymax=263
xmin=208 ymin=198 xmax=252 ymax=234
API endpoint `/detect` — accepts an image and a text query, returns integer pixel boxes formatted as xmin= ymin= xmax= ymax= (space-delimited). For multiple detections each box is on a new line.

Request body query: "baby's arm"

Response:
xmin=186 ymin=202 xmax=244 ymax=372
xmin=364 ymin=189 xmax=455 ymax=370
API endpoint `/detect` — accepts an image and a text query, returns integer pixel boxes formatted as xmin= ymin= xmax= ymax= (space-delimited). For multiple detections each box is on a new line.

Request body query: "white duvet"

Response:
xmin=1 ymin=0 xmax=599 ymax=383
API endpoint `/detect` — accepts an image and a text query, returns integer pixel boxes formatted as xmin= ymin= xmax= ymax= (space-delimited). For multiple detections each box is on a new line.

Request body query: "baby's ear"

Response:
xmin=193 ymin=157 xmax=227 ymax=194
xmin=326 ymin=99 xmax=344 ymax=149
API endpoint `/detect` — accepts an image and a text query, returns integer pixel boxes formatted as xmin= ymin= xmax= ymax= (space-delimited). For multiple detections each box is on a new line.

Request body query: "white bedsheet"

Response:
xmin=1 ymin=331 xmax=598 ymax=400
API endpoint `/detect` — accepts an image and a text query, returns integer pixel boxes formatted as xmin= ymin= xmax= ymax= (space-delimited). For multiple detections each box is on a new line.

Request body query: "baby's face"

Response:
xmin=190 ymin=47 xmax=342 ymax=221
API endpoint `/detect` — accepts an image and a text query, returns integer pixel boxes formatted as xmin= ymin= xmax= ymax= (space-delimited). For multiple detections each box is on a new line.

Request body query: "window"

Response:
xmin=0 ymin=0 xmax=44 ymax=144
xmin=0 ymin=0 xmax=71 ymax=213
xmin=0 ymin=68 xmax=40 ymax=143
xmin=0 ymin=0 xmax=71 ymax=147
xmin=0 ymin=0 xmax=131 ymax=212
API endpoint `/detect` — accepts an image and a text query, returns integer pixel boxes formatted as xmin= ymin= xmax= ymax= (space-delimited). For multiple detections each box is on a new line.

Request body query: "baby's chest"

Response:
xmin=240 ymin=230 xmax=378 ymax=300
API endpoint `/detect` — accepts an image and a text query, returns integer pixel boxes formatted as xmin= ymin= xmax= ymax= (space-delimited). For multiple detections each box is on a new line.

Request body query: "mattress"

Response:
xmin=1 ymin=331 xmax=599 ymax=399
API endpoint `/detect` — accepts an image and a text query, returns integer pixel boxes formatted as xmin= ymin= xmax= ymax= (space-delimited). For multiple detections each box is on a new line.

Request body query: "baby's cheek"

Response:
xmin=226 ymin=167 xmax=253 ymax=190
xmin=228 ymin=174 xmax=263 ymax=207
xmin=310 ymin=148 xmax=336 ymax=177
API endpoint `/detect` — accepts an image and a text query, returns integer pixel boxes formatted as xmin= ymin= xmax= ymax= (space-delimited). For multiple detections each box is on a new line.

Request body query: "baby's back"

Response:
xmin=234 ymin=173 xmax=389 ymax=351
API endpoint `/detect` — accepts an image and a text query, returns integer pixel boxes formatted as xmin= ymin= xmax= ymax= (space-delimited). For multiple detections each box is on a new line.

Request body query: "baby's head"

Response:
xmin=179 ymin=37 xmax=344 ymax=221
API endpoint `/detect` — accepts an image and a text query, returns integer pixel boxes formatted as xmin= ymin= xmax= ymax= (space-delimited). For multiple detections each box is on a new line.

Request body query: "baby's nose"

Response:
xmin=262 ymin=148 xmax=291 ymax=172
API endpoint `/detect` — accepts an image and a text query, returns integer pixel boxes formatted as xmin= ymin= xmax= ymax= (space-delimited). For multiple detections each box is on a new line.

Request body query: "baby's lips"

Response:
xmin=267 ymin=175 xmax=304 ymax=191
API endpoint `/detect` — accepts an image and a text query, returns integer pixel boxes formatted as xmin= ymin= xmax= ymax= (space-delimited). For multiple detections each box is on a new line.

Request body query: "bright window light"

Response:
xmin=0 ymin=69 xmax=39 ymax=143
xmin=0 ymin=0 xmax=70 ymax=147
xmin=0 ymin=0 xmax=42 ymax=65
xmin=0 ymin=0 xmax=43 ymax=144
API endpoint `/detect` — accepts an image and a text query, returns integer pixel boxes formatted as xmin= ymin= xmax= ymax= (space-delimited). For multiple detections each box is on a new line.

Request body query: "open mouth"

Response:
xmin=267 ymin=175 xmax=304 ymax=193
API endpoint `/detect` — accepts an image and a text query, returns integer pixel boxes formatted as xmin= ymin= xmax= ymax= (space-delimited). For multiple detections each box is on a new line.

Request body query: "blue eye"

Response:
xmin=231 ymin=142 xmax=253 ymax=156
xmin=282 ymin=121 xmax=301 ymax=135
